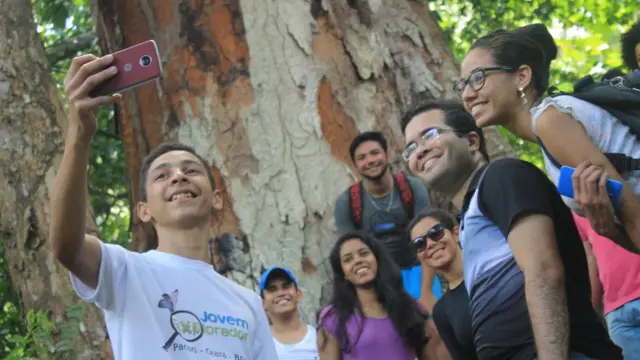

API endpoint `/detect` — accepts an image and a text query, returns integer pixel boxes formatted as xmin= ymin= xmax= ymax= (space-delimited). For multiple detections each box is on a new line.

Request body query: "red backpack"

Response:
xmin=348 ymin=173 xmax=414 ymax=229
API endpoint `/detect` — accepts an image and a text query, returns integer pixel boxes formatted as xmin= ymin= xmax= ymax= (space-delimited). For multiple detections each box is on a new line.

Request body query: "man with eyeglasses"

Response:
xmin=400 ymin=99 xmax=622 ymax=360
xmin=334 ymin=131 xmax=440 ymax=303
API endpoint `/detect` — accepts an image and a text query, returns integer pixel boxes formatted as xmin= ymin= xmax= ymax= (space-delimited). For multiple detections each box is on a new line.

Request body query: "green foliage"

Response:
xmin=55 ymin=302 xmax=88 ymax=353
xmin=0 ymin=242 xmax=24 ymax=357
xmin=33 ymin=0 xmax=131 ymax=246
xmin=3 ymin=310 xmax=55 ymax=360
xmin=0 ymin=0 xmax=130 ymax=357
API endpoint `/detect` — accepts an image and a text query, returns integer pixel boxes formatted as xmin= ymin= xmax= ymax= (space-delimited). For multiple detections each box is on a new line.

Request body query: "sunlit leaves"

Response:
xmin=31 ymin=0 xmax=131 ymax=246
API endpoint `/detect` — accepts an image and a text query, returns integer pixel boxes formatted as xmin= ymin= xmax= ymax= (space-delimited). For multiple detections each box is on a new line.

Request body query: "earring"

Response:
xmin=519 ymin=88 xmax=528 ymax=105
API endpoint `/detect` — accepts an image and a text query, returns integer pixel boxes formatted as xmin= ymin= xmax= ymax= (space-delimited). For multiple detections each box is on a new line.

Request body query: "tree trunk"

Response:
xmin=0 ymin=0 xmax=110 ymax=358
xmin=92 ymin=0 xmax=516 ymax=323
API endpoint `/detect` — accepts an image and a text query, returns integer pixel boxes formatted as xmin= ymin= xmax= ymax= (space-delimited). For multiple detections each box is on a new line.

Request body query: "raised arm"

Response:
xmin=49 ymin=54 xmax=119 ymax=289
xmin=418 ymin=264 xmax=438 ymax=314
xmin=535 ymin=106 xmax=640 ymax=252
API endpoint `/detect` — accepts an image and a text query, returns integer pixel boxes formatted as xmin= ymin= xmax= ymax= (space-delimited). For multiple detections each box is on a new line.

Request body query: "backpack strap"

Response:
xmin=536 ymin=137 xmax=562 ymax=169
xmin=537 ymin=137 xmax=640 ymax=174
xmin=394 ymin=173 xmax=414 ymax=220
xmin=348 ymin=181 xmax=364 ymax=229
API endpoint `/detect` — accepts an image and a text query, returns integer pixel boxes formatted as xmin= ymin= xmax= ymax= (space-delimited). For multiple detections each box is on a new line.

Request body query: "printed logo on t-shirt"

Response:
xmin=158 ymin=289 xmax=250 ymax=356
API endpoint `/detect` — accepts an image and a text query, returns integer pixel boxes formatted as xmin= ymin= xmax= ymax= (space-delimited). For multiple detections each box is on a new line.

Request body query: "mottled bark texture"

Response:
xmin=92 ymin=0 xmax=516 ymax=323
xmin=0 ymin=0 xmax=111 ymax=358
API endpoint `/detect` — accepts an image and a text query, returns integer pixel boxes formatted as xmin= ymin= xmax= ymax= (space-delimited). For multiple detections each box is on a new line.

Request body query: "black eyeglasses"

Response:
xmin=402 ymin=127 xmax=458 ymax=161
xmin=453 ymin=66 xmax=516 ymax=96
xmin=411 ymin=223 xmax=447 ymax=253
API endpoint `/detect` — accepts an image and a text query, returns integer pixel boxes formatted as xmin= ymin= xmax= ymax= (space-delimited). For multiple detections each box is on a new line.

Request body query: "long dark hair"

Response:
xmin=317 ymin=231 xmax=428 ymax=356
xmin=470 ymin=23 xmax=558 ymax=97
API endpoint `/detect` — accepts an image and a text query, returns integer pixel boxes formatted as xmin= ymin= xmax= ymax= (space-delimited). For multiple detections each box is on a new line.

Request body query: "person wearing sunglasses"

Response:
xmin=408 ymin=210 xmax=476 ymax=360
xmin=401 ymin=99 xmax=622 ymax=360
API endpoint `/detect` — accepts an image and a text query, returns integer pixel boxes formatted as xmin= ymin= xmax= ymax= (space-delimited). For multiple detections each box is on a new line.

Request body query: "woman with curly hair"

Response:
xmin=317 ymin=231 xmax=438 ymax=359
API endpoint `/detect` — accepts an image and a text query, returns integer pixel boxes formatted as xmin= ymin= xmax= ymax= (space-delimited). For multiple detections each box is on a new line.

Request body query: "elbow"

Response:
xmin=49 ymin=229 xmax=65 ymax=261
xmin=48 ymin=232 xmax=79 ymax=269
xmin=50 ymin=237 xmax=72 ymax=266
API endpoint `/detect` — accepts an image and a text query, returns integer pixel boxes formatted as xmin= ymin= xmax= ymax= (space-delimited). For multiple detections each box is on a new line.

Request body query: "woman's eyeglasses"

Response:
xmin=411 ymin=223 xmax=447 ymax=253
xmin=453 ymin=66 xmax=516 ymax=96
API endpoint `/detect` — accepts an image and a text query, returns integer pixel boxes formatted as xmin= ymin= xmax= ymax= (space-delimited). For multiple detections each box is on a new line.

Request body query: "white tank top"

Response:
xmin=273 ymin=324 xmax=319 ymax=360
xmin=531 ymin=95 xmax=640 ymax=211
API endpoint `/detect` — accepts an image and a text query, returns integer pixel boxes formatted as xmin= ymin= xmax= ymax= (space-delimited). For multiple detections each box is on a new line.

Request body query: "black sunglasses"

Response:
xmin=411 ymin=223 xmax=447 ymax=253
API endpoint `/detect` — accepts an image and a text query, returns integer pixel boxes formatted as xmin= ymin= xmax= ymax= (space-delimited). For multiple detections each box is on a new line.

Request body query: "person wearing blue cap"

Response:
xmin=259 ymin=267 xmax=319 ymax=360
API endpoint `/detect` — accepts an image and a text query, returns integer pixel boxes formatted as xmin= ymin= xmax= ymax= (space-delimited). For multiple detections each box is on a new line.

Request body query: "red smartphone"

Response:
xmin=90 ymin=40 xmax=162 ymax=97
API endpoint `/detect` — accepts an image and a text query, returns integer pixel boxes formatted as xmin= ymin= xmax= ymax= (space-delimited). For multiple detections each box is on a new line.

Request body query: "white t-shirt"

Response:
xmin=273 ymin=325 xmax=318 ymax=360
xmin=70 ymin=241 xmax=278 ymax=360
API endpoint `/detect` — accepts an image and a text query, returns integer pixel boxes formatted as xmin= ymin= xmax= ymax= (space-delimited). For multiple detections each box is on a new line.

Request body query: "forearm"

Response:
xmin=419 ymin=266 xmax=437 ymax=314
xmin=49 ymin=128 xmax=92 ymax=265
xmin=607 ymin=176 xmax=640 ymax=252
xmin=525 ymin=273 xmax=569 ymax=360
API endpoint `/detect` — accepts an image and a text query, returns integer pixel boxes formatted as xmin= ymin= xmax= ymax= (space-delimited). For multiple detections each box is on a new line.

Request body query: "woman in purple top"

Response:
xmin=317 ymin=231 xmax=435 ymax=359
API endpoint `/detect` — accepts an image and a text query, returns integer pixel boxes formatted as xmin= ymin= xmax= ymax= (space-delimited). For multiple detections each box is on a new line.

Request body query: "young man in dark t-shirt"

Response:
xmin=400 ymin=100 xmax=621 ymax=360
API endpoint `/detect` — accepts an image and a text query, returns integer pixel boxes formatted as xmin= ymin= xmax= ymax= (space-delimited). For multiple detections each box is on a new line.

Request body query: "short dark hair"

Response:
xmin=470 ymin=24 xmax=558 ymax=97
xmin=400 ymin=100 xmax=489 ymax=162
xmin=407 ymin=209 xmax=458 ymax=237
xmin=621 ymin=21 xmax=640 ymax=71
xmin=139 ymin=142 xmax=216 ymax=202
xmin=348 ymin=131 xmax=388 ymax=163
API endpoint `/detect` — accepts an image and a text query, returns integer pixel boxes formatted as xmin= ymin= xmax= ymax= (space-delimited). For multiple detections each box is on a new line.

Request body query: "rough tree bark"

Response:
xmin=0 ymin=0 xmax=110 ymax=358
xmin=92 ymin=0 xmax=516 ymax=324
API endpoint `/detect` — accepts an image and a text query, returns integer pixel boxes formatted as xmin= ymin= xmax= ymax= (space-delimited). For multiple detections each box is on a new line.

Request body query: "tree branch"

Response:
xmin=46 ymin=31 xmax=97 ymax=65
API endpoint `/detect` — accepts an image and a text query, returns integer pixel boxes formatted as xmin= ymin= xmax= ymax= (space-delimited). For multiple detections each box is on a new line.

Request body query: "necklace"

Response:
xmin=368 ymin=185 xmax=395 ymax=212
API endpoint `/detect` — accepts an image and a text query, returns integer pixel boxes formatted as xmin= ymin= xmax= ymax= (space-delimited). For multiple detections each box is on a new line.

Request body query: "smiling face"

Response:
xmin=262 ymin=275 xmax=301 ymax=316
xmin=459 ymin=48 xmax=522 ymax=128
xmin=410 ymin=217 xmax=460 ymax=270
xmin=339 ymin=238 xmax=378 ymax=287
xmin=403 ymin=109 xmax=477 ymax=192
xmin=137 ymin=150 xmax=222 ymax=228
xmin=353 ymin=140 xmax=389 ymax=181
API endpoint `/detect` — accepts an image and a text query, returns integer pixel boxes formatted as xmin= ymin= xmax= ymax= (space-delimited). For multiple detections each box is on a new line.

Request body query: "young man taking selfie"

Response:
xmin=49 ymin=54 xmax=277 ymax=359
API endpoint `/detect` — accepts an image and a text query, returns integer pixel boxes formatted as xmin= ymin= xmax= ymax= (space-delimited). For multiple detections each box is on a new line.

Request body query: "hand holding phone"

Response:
xmin=89 ymin=40 xmax=162 ymax=98
xmin=63 ymin=54 xmax=123 ymax=141
xmin=557 ymin=165 xmax=623 ymax=207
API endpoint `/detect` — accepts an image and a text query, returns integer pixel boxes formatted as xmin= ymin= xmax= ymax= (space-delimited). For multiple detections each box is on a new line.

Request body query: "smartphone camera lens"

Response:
xmin=140 ymin=55 xmax=152 ymax=67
